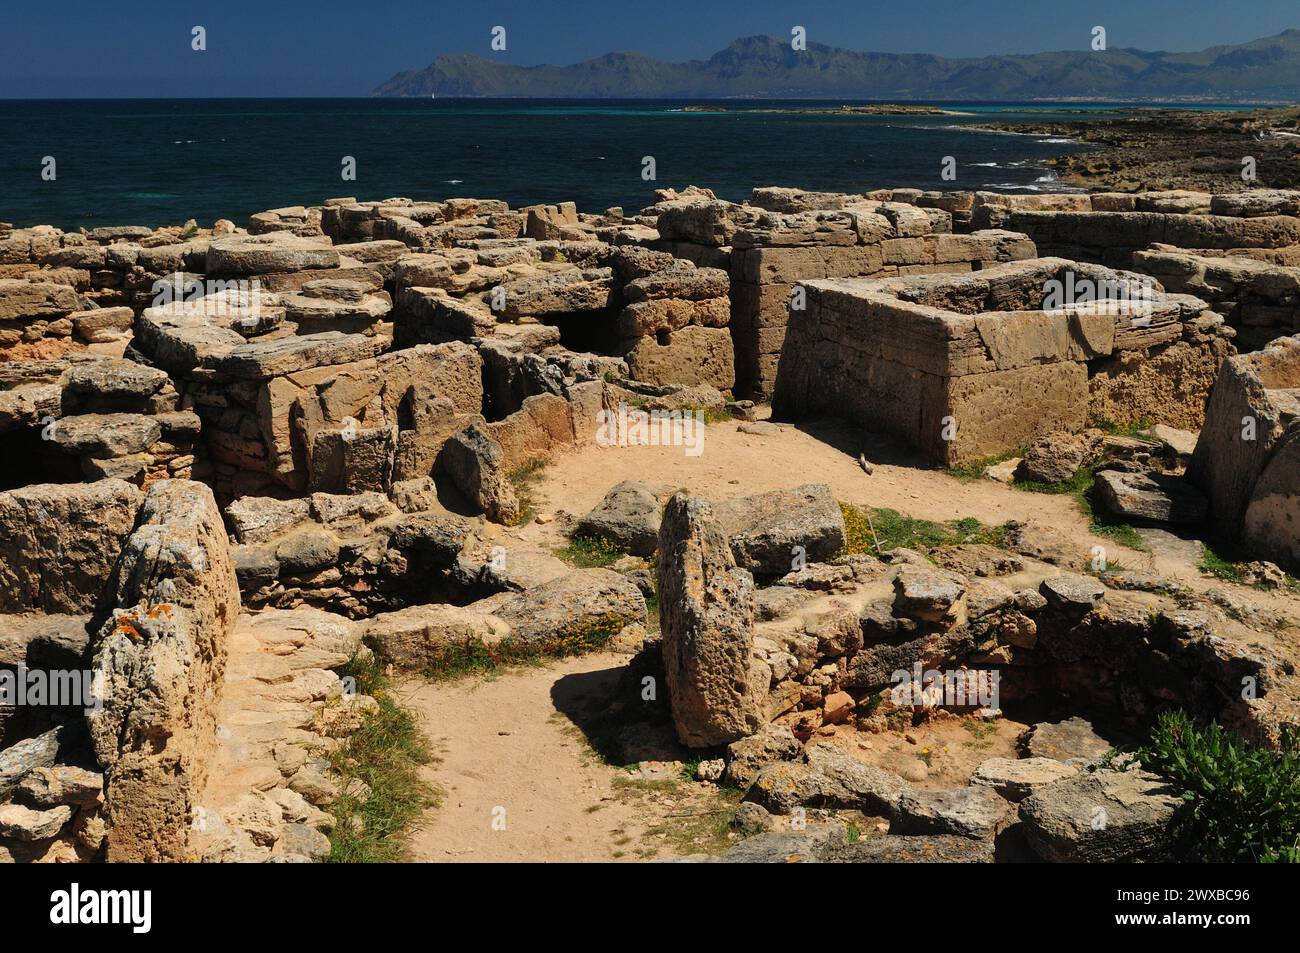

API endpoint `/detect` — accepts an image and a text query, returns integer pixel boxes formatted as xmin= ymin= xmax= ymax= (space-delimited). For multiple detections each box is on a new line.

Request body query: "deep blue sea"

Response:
xmin=0 ymin=98 xmax=1251 ymax=230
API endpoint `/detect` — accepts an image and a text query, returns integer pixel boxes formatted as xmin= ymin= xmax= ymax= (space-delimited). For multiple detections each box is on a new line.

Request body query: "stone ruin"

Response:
xmin=771 ymin=257 xmax=1233 ymax=465
xmin=648 ymin=485 xmax=1297 ymax=862
xmin=2 ymin=180 xmax=1300 ymax=862
xmin=1190 ymin=334 xmax=1300 ymax=569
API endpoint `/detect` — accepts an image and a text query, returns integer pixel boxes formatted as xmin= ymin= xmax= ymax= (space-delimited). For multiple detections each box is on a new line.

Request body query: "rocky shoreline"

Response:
xmin=985 ymin=106 xmax=1300 ymax=193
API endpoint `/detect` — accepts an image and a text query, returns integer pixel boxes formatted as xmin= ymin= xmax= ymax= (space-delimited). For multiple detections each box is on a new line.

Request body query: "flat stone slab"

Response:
xmin=1039 ymin=574 xmax=1106 ymax=611
xmin=216 ymin=332 xmax=383 ymax=380
xmin=894 ymin=784 xmax=1016 ymax=838
xmin=714 ymin=483 xmax=846 ymax=575
xmin=1095 ymin=469 xmax=1208 ymax=524
xmin=50 ymin=412 xmax=161 ymax=458
xmin=206 ymin=233 xmax=340 ymax=276
xmin=971 ymin=756 xmax=1079 ymax=801
xmin=1024 ymin=716 xmax=1114 ymax=765
xmin=1019 ymin=767 xmax=1182 ymax=862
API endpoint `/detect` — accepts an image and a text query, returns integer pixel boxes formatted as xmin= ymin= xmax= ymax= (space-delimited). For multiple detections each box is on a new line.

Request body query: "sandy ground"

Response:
xmin=527 ymin=417 xmax=1090 ymax=536
xmin=402 ymin=653 xmax=739 ymax=862
xmin=516 ymin=415 xmax=1300 ymax=616
xmin=402 ymin=414 xmax=1299 ymax=861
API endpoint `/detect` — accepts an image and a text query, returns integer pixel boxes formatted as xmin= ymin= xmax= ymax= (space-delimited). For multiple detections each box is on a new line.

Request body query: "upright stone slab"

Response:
xmin=656 ymin=492 xmax=760 ymax=747
xmin=88 ymin=480 xmax=240 ymax=863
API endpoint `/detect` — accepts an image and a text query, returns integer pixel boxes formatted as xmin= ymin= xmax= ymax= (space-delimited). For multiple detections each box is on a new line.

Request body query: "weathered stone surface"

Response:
xmin=391 ymin=510 xmax=473 ymax=564
xmin=894 ymin=785 xmax=1015 ymax=838
xmin=624 ymin=263 xmax=730 ymax=302
xmin=617 ymin=296 xmax=729 ymax=337
xmin=893 ymin=568 xmax=967 ymax=625
xmin=749 ymin=743 xmax=912 ymax=815
xmin=439 ymin=422 xmax=519 ymax=524
xmin=822 ymin=833 xmax=996 ymax=863
xmin=493 ymin=569 xmax=646 ymax=644
xmin=624 ymin=324 xmax=735 ymax=390
xmin=88 ymin=480 xmax=239 ymax=863
xmin=1016 ymin=429 xmax=1100 ymax=484
xmin=225 ymin=497 xmax=311 ymax=544
xmin=724 ymin=723 xmax=803 ymax=788
xmin=0 ymin=279 xmax=79 ymax=321
xmin=217 ymin=332 xmax=382 ymax=380
xmin=0 ymin=726 xmax=64 ymax=800
xmin=0 ymin=480 xmax=142 ymax=614
xmin=17 ymin=764 xmax=104 ymax=808
xmin=713 ymin=484 xmax=846 ymax=575
xmin=1024 ymin=717 xmax=1114 ymax=765
xmin=1039 ymin=574 xmax=1106 ymax=611
xmin=575 ymin=480 xmax=663 ymax=556
xmin=362 ymin=604 xmax=509 ymax=667
xmin=1019 ymin=767 xmax=1182 ymax=862
xmin=655 ymin=200 xmax=762 ymax=246
xmin=1189 ymin=335 xmax=1300 ymax=546
xmin=50 ymin=413 xmax=162 ymax=459
xmin=274 ymin=526 xmax=340 ymax=575
xmin=206 ymin=233 xmax=340 ymax=275
xmin=1243 ymin=427 xmax=1300 ymax=569
xmin=0 ymin=802 xmax=74 ymax=842
xmin=1094 ymin=469 xmax=1208 ymax=524
xmin=308 ymin=424 xmax=396 ymax=494
xmin=657 ymin=493 xmax=760 ymax=747
xmin=971 ymin=757 xmax=1079 ymax=801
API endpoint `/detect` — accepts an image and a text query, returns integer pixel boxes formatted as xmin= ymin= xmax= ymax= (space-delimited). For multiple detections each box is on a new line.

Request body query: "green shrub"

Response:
xmin=1138 ymin=710 xmax=1300 ymax=863
xmin=555 ymin=532 xmax=624 ymax=568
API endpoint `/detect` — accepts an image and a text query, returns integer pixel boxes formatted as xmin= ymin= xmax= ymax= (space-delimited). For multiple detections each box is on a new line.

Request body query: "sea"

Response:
xmin=0 ymin=98 xmax=1259 ymax=230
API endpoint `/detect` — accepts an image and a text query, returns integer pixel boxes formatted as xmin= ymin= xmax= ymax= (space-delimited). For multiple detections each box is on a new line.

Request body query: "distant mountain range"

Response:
xmin=372 ymin=30 xmax=1300 ymax=101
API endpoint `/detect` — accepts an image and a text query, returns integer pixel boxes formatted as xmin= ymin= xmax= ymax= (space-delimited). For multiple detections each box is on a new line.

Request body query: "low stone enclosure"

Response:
xmin=649 ymin=487 xmax=1299 ymax=862
xmin=771 ymin=258 xmax=1234 ymax=466
xmin=1 ymin=182 xmax=1300 ymax=863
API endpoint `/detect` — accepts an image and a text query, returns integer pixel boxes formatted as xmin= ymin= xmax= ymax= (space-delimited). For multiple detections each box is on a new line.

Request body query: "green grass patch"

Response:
xmin=840 ymin=502 xmax=1010 ymax=555
xmin=506 ymin=458 xmax=548 ymax=526
xmin=325 ymin=655 xmax=439 ymax=863
xmin=1199 ymin=543 xmax=1245 ymax=585
xmin=554 ymin=532 xmax=625 ymax=569
xmin=1013 ymin=464 xmax=1149 ymax=553
xmin=944 ymin=450 xmax=1020 ymax=482
xmin=1198 ymin=543 xmax=1300 ymax=592
xmin=1138 ymin=710 xmax=1300 ymax=863
xmin=1092 ymin=416 xmax=1154 ymax=439
xmin=418 ymin=613 xmax=630 ymax=681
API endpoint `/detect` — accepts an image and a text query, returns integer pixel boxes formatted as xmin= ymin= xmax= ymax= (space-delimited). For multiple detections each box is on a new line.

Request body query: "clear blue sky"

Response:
xmin=2 ymin=0 xmax=1297 ymax=97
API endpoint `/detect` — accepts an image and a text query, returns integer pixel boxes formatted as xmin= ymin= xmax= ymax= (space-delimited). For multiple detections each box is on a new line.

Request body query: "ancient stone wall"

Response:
xmin=772 ymin=258 xmax=1233 ymax=465
xmin=1189 ymin=335 xmax=1300 ymax=570
xmin=652 ymin=188 xmax=1038 ymax=396
xmin=0 ymin=479 xmax=238 ymax=862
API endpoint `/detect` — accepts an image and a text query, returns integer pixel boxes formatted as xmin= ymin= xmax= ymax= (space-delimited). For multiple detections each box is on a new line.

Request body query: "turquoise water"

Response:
xmin=0 ymin=98 xmax=1250 ymax=229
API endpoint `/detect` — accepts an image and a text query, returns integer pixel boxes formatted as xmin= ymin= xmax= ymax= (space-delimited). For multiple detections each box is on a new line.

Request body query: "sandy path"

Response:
xmin=403 ymin=653 xmax=673 ymax=863
xmin=401 ymin=416 xmax=1298 ymax=862
xmin=519 ymin=415 xmax=1299 ymax=616
xmin=522 ymin=416 xmax=1109 ymax=550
